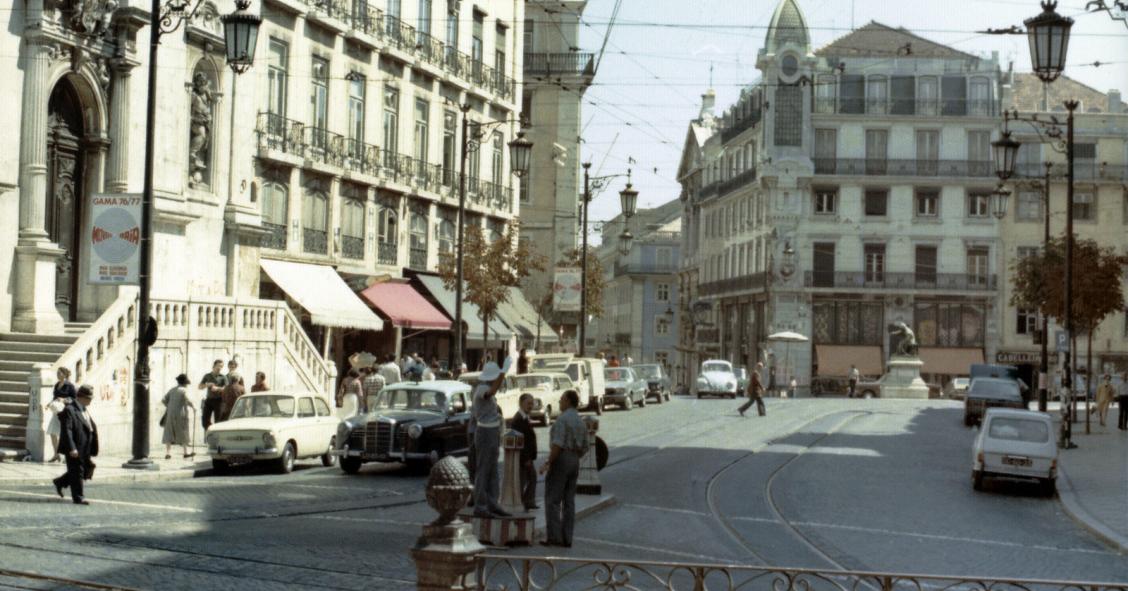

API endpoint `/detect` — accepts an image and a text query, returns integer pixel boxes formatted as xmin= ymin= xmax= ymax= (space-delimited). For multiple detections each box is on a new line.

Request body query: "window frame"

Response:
xmin=967 ymin=190 xmax=992 ymax=218
xmin=915 ymin=188 xmax=939 ymax=218
xmin=864 ymin=188 xmax=888 ymax=217
xmin=813 ymin=187 xmax=837 ymax=215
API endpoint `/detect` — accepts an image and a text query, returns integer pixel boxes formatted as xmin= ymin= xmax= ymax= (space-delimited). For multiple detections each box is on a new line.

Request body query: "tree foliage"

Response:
xmin=1010 ymin=236 xmax=1128 ymax=332
xmin=558 ymin=248 xmax=606 ymax=320
xmin=437 ymin=222 xmax=545 ymax=348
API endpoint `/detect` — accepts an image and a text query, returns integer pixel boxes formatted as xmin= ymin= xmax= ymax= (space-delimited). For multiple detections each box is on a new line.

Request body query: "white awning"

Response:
xmin=260 ymin=259 xmax=384 ymax=331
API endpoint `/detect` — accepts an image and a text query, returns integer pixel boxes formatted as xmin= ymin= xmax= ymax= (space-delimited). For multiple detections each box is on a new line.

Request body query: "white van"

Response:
xmin=530 ymin=354 xmax=606 ymax=414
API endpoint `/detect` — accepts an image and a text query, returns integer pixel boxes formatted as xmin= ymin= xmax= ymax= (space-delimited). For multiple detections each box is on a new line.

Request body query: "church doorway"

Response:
xmin=46 ymin=79 xmax=87 ymax=322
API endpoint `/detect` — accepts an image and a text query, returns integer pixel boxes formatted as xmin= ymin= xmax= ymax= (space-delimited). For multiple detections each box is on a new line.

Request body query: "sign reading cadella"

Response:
xmin=88 ymin=193 xmax=142 ymax=285
xmin=553 ymin=267 xmax=582 ymax=312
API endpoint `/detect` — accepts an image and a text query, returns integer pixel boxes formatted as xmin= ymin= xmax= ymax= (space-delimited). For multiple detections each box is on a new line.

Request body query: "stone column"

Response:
xmin=12 ymin=41 xmax=65 ymax=334
xmin=105 ymin=59 xmax=134 ymax=193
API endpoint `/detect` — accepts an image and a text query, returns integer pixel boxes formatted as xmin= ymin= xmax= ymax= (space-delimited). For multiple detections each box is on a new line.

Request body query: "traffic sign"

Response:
xmin=1055 ymin=330 xmax=1069 ymax=353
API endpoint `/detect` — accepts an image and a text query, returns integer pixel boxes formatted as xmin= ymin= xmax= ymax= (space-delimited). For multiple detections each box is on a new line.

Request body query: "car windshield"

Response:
xmin=510 ymin=375 xmax=551 ymax=389
xmin=703 ymin=362 xmax=730 ymax=373
xmin=605 ymin=368 xmax=632 ymax=381
xmin=633 ymin=365 xmax=661 ymax=379
xmin=368 ymin=389 xmax=447 ymax=413
xmin=565 ymin=365 xmax=580 ymax=382
xmin=968 ymin=379 xmax=1021 ymax=400
xmin=988 ymin=417 xmax=1050 ymax=443
xmin=228 ymin=395 xmax=295 ymax=419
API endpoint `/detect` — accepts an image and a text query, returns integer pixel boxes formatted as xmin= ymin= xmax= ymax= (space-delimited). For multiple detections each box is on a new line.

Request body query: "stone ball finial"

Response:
xmin=425 ymin=456 xmax=473 ymax=526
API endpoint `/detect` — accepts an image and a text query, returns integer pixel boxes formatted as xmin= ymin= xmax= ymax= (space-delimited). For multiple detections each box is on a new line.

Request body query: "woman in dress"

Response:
xmin=338 ymin=368 xmax=362 ymax=417
xmin=162 ymin=374 xmax=196 ymax=459
xmin=46 ymin=367 xmax=77 ymax=462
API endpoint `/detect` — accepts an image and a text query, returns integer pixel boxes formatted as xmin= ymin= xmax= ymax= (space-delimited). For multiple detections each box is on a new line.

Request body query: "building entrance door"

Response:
xmin=46 ymin=82 xmax=86 ymax=322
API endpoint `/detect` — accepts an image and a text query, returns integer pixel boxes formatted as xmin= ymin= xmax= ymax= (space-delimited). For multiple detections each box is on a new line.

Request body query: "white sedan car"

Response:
xmin=697 ymin=359 xmax=739 ymax=399
xmin=507 ymin=372 xmax=575 ymax=425
xmin=972 ymin=408 xmax=1057 ymax=495
xmin=205 ymin=392 xmax=339 ymax=474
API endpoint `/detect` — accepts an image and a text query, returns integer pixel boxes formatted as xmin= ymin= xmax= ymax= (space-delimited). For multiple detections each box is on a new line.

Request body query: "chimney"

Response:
xmin=1108 ymin=89 xmax=1123 ymax=114
xmin=699 ymin=89 xmax=716 ymax=121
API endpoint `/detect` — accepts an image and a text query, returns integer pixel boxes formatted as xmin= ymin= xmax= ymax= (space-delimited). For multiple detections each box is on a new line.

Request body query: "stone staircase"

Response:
xmin=0 ymin=323 xmax=88 ymax=460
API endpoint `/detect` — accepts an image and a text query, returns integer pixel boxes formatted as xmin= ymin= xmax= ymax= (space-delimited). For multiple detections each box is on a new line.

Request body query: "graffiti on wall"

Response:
xmin=96 ymin=361 xmax=132 ymax=407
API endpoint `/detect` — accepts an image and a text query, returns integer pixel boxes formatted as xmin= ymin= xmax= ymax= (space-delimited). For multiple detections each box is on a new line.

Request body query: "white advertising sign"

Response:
xmin=88 ymin=193 xmax=142 ymax=285
xmin=553 ymin=267 xmax=582 ymax=312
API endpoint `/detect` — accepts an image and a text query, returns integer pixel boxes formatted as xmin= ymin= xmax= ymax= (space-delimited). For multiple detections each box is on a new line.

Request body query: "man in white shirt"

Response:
xmin=378 ymin=354 xmax=402 ymax=386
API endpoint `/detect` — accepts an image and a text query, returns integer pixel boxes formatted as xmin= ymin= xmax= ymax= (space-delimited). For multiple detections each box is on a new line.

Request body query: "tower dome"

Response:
xmin=765 ymin=0 xmax=810 ymax=53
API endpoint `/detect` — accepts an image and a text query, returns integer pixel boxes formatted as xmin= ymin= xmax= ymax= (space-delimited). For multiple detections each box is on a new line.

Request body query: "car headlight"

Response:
xmin=206 ymin=433 xmax=218 ymax=447
xmin=262 ymin=432 xmax=277 ymax=448
xmin=407 ymin=423 xmax=423 ymax=439
xmin=697 ymin=377 xmax=707 ymax=385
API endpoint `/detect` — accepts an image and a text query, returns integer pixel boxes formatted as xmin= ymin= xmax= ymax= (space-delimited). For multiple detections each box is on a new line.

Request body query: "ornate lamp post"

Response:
xmin=578 ymin=167 xmax=638 ymax=356
xmin=991 ymin=186 xmax=1010 ymax=220
xmin=448 ymin=111 xmax=531 ymax=373
xmin=125 ymin=0 xmax=260 ymax=470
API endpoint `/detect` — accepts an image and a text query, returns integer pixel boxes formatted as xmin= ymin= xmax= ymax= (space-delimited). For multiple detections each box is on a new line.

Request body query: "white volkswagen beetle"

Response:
xmin=697 ymin=359 xmax=739 ymax=399
xmin=972 ymin=408 xmax=1057 ymax=495
xmin=205 ymin=392 xmax=339 ymax=474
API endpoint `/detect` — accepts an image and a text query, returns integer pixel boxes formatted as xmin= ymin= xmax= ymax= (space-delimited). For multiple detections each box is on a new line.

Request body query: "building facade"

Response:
xmin=0 ymin=0 xmax=532 ymax=458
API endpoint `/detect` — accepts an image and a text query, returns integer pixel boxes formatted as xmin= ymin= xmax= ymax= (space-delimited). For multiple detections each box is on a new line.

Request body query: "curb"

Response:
xmin=531 ymin=494 xmax=616 ymax=540
xmin=0 ymin=463 xmax=208 ymax=486
xmin=1056 ymin=460 xmax=1128 ymax=555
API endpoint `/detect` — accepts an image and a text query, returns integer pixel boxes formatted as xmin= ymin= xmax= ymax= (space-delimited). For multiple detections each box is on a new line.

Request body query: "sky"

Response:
xmin=573 ymin=0 xmax=1128 ymax=228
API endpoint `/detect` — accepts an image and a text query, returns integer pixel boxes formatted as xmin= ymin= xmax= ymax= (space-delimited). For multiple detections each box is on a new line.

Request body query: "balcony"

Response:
xmin=814 ymin=98 xmax=997 ymax=118
xmin=377 ymin=241 xmax=398 ymax=265
xmin=409 ymin=247 xmax=428 ymax=270
xmin=614 ymin=261 xmax=679 ymax=277
xmin=813 ymin=158 xmax=994 ymax=178
xmin=1014 ymin=161 xmax=1128 ymax=182
xmin=696 ymin=327 xmax=720 ymax=344
xmin=803 ymin=271 xmax=997 ymax=291
xmin=720 ymin=110 xmax=762 ymax=143
xmin=261 ymin=222 xmax=287 ymax=251
xmin=341 ymin=235 xmax=365 ymax=260
xmin=523 ymin=52 xmax=594 ymax=77
xmin=718 ymin=167 xmax=757 ymax=197
xmin=303 ymin=228 xmax=329 ymax=255
xmin=699 ymin=182 xmax=720 ymax=200
xmin=699 ymin=273 xmax=767 ymax=297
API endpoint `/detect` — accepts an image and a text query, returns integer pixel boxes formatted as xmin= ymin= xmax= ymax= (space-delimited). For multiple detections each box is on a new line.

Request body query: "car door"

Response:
xmin=296 ymin=396 xmax=318 ymax=457
xmin=448 ymin=392 xmax=470 ymax=453
xmin=313 ymin=397 xmax=335 ymax=453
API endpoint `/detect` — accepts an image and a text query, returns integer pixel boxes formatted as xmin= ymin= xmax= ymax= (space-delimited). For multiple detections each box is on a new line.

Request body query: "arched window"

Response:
xmin=437 ymin=217 xmax=455 ymax=254
xmin=409 ymin=211 xmax=428 ymax=268
xmin=188 ymin=60 xmax=219 ymax=189
xmin=302 ymin=188 xmax=329 ymax=254
xmin=377 ymin=204 xmax=399 ymax=265
xmin=340 ymin=195 xmax=366 ymax=260
xmin=261 ymin=181 xmax=288 ymax=250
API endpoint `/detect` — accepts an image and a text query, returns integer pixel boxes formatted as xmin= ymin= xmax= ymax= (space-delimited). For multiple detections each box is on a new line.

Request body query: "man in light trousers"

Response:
xmin=472 ymin=359 xmax=513 ymax=518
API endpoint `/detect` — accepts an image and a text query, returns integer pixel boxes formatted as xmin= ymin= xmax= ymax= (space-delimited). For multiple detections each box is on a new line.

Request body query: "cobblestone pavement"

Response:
xmin=1 ymin=397 xmax=1126 ymax=589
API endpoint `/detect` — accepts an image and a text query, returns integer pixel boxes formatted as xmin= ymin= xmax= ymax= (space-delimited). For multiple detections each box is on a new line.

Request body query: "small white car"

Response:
xmin=972 ymin=408 xmax=1057 ymax=495
xmin=507 ymin=372 xmax=574 ymax=425
xmin=205 ymin=392 xmax=339 ymax=474
xmin=697 ymin=359 xmax=739 ymax=399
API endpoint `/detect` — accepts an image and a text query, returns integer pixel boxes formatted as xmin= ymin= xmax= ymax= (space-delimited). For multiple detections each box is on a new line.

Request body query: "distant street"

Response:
xmin=1 ymin=397 xmax=1126 ymax=589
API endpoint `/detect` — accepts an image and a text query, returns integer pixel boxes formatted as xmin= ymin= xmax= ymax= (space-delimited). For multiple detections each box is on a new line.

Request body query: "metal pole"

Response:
xmin=125 ymin=0 xmax=161 ymax=469
xmin=1063 ymin=100 xmax=1077 ymax=448
xmin=1039 ymin=161 xmax=1050 ymax=412
xmin=451 ymin=105 xmax=469 ymax=373
xmin=579 ymin=162 xmax=591 ymax=357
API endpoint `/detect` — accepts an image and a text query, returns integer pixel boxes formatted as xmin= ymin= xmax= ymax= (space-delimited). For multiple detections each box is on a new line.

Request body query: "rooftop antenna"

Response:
xmin=709 ymin=62 xmax=714 ymax=88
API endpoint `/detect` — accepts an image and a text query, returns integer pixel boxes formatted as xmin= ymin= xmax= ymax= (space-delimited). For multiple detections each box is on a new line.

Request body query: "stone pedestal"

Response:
xmin=499 ymin=429 xmax=524 ymax=515
xmin=464 ymin=512 xmax=536 ymax=547
xmin=577 ymin=416 xmax=601 ymax=495
xmin=881 ymin=357 xmax=930 ymax=399
xmin=413 ymin=456 xmax=485 ymax=589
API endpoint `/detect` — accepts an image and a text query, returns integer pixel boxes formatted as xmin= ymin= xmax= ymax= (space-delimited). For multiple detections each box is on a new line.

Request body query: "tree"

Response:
xmin=438 ymin=222 xmax=545 ymax=354
xmin=559 ymin=247 xmax=606 ymax=321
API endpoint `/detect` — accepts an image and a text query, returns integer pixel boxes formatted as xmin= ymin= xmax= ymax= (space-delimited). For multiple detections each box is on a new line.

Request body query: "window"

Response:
xmin=890 ymin=75 xmax=915 ymax=115
xmin=941 ymin=76 xmax=967 ymax=116
xmin=866 ymin=75 xmax=887 ymax=114
xmin=966 ymin=247 xmax=989 ymax=287
xmin=1017 ymin=246 xmax=1040 ymax=260
xmin=657 ymin=247 xmax=672 ymax=268
xmin=495 ymin=24 xmax=507 ymax=77
xmin=840 ymin=75 xmax=864 ymax=114
xmin=302 ymin=187 xmax=329 ymax=254
xmin=418 ymin=0 xmax=431 ymax=34
xmin=916 ymin=188 xmax=939 ymax=217
xmin=864 ymin=243 xmax=885 ymax=284
xmin=266 ymin=39 xmax=288 ymax=117
xmin=1016 ymin=143 xmax=1041 ymax=177
xmin=471 ymin=10 xmax=484 ymax=65
xmin=314 ymin=398 xmax=331 ymax=417
xmin=383 ymin=87 xmax=399 ymax=164
xmin=814 ymin=129 xmax=836 ymax=173
xmin=310 ymin=57 xmax=329 ymax=144
xmin=814 ymin=187 xmax=837 ymax=214
xmin=523 ymin=18 xmax=534 ymax=51
xmin=298 ymin=397 xmax=315 ymax=418
xmin=967 ymin=130 xmax=991 ymax=175
xmin=812 ymin=301 xmax=884 ymax=345
xmin=340 ymin=195 xmax=365 ymax=260
xmin=519 ymin=174 xmax=530 ymax=204
xmin=414 ymin=98 xmax=429 ymax=166
xmin=445 ymin=0 xmax=459 ymax=60
xmin=865 ymin=129 xmax=888 ymax=174
xmin=969 ymin=77 xmax=992 ymax=116
xmin=656 ymin=317 xmax=670 ymax=336
xmin=378 ymin=205 xmax=398 ymax=245
xmin=815 ymin=74 xmax=836 ymax=113
xmin=773 ymin=85 xmax=803 ymax=146
xmin=1073 ymin=192 xmax=1095 ymax=220
xmin=914 ymin=302 xmax=985 ymax=347
xmin=491 ymin=132 xmax=503 ymax=186
xmin=812 ymin=242 xmax=835 ymax=287
xmin=260 ymin=182 xmax=288 ymax=250
xmin=347 ymin=74 xmax=365 ymax=145
xmin=918 ymin=76 xmax=938 ymax=115
xmin=915 ymin=130 xmax=939 ymax=175
xmin=1016 ymin=308 xmax=1038 ymax=335
xmin=409 ymin=211 xmax=428 ymax=267
xmin=656 ymin=282 xmax=670 ymax=301
xmin=915 ymin=245 xmax=937 ymax=285
xmin=864 ymin=189 xmax=888 ymax=217
xmin=1016 ymin=191 xmax=1043 ymax=221
xmin=437 ymin=217 xmax=455 ymax=254
xmin=468 ymin=128 xmax=480 ymax=182
xmin=386 ymin=0 xmax=401 ymax=37
xmin=968 ymin=190 xmax=991 ymax=218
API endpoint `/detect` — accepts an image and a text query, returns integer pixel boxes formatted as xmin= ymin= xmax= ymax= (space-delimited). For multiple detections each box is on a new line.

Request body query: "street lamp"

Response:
xmin=449 ymin=109 xmax=531 ymax=373
xmin=992 ymin=186 xmax=1010 ymax=219
xmin=1024 ymin=1 xmax=1073 ymax=83
xmin=992 ymin=131 xmax=1020 ymax=182
xmin=617 ymin=230 xmax=634 ymax=256
xmin=126 ymin=0 xmax=261 ymax=470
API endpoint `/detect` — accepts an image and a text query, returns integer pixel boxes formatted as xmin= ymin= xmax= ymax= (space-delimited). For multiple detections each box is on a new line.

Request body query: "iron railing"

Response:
xmin=699 ymin=272 xmax=767 ymax=296
xmin=523 ymin=52 xmax=594 ymax=76
xmin=303 ymin=0 xmax=350 ymax=21
xmin=377 ymin=241 xmax=398 ymax=265
xmin=813 ymin=158 xmax=994 ymax=178
xmin=475 ymin=556 xmax=1128 ymax=591
xmin=720 ymin=109 xmax=762 ymax=143
xmin=614 ymin=261 xmax=679 ymax=277
xmin=340 ymin=235 xmax=365 ymax=260
xmin=815 ymin=97 xmax=997 ymax=117
xmin=260 ymin=222 xmax=287 ymax=251
xmin=409 ymin=246 xmax=428 ymax=269
xmin=1014 ymin=161 xmax=1128 ymax=182
xmin=302 ymin=228 xmax=328 ymax=255
xmin=718 ymin=167 xmax=758 ymax=197
xmin=804 ymin=271 xmax=997 ymax=291
xmin=699 ymin=182 xmax=720 ymax=200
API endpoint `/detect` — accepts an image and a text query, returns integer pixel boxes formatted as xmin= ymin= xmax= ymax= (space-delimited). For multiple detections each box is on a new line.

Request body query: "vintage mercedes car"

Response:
xmin=697 ymin=359 xmax=739 ymax=399
xmin=334 ymin=380 xmax=472 ymax=473
xmin=604 ymin=367 xmax=647 ymax=410
xmin=632 ymin=364 xmax=671 ymax=403
xmin=205 ymin=392 xmax=339 ymax=474
xmin=507 ymin=372 xmax=575 ymax=425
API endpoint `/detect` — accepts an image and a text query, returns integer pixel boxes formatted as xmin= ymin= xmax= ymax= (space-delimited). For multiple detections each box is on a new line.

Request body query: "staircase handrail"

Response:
xmin=54 ymin=288 xmax=140 ymax=384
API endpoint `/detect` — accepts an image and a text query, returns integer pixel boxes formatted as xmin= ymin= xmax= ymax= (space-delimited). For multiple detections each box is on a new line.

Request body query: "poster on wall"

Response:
xmin=88 ymin=193 xmax=142 ymax=285
xmin=553 ymin=267 xmax=582 ymax=312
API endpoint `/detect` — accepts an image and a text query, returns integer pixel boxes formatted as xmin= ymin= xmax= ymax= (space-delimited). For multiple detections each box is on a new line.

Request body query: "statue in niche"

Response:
xmin=188 ymin=71 xmax=214 ymax=188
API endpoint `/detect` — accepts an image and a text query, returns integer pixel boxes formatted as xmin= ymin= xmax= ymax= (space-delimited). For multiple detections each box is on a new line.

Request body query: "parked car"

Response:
xmin=335 ymin=380 xmax=473 ymax=473
xmin=943 ymin=377 xmax=971 ymax=400
xmin=507 ymin=372 xmax=575 ymax=425
xmin=205 ymin=392 xmax=338 ymax=474
xmin=458 ymin=371 xmax=520 ymax=420
xmin=811 ymin=375 xmax=883 ymax=398
xmin=972 ymin=408 xmax=1057 ymax=495
xmin=632 ymin=364 xmax=671 ymax=403
xmin=964 ymin=377 xmax=1026 ymax=426
xmin=604 ymin=367 xmax=647 ymax=410
xmin=531 ymin=354 xmax=606 ymax=414
xmin=697 ymin=360 xmax=738 ymax=399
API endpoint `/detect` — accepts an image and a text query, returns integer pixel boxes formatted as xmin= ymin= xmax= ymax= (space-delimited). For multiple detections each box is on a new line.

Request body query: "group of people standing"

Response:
xmin=46 ymin=368 xmax=99 ymax=505
xmin=469 ymin=357 xmax=590 ymax=548
xmin=161 ymin=357 xmax=269 ymax=459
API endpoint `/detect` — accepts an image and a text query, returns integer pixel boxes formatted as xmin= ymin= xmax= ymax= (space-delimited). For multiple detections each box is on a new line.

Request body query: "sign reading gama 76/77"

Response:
xmin=88 ymin=193 xmax=142 ymax=285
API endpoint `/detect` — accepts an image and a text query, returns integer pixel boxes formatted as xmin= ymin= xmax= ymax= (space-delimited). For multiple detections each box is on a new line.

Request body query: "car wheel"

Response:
xmin=963 ymin=414 xmax=973 ymax=427
xmin=696 ymin=392 xmax=702 ymax=399
xmin=624 ymin=397 xmax=633 ymax=410
xmin=340 ymin=457 xmax=362 ymax=475
xmin=1040 ymin=477 xmax=1056 ymax=497
xmin=211 ymin=459 xmax=229 ymax=474
xmin=275 ymin=441 xmax=295 ymax=474
xmin=861 ymin=390 xmax=875 ymax=399
xmin=639 ymin=393 xmax=646 ymax=407
xmin=321 ymin=437 xmax=337 ymax=467
xmin=972 ymin=470 xmax=985 ymax=491
xmin=664 ymin=391 xmax=671 ymax=402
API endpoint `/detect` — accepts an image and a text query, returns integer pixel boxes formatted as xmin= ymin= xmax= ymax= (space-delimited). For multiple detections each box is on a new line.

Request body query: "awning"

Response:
xmin=495 ymin=287 xmax=558 ymax=343
xmin=359 ymin=282 xmax=451 ymax=330
xmin=259 ymin=259 xmax=384 ymax=331
xmin=815 ymin=345 xmax=883 ymax=377
xmin=919 ymin=347 xmax=984 ymax=376
xmin=414 ymin=274 xmax=510 ymax=345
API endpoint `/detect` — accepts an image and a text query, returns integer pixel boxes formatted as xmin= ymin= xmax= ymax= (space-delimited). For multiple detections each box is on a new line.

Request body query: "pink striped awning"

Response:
xmin=359 ymin=282 xmax=451 ymax=330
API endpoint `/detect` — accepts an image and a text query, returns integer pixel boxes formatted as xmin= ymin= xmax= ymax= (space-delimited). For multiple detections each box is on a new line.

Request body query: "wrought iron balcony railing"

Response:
xmin=409 ymin=246 xmax=428 ymax=269
xmin=720 ymin=109 xmax=762 ymax=143
xmin=699 ymin=272 xmax=767 ymax=296
xmin=1013 ymin=161 xmax=1128 ymax=182
xmin=260 ymin=222 xmax=287 ymax=251
xmin=303 ymin=228 xmax=329 ymax=255
xmin=815 ymin=97 xmax=997 ymax=117
xmin=804 ymin=271 xmax=997 ymax=291
xmin=614 ymin=261 xmax=679 ymax=277
xmin=340 ymin=235 xmax=365 ymax=260
xmin=523 ymin=52 xmax=594 ymax=76
xmin=813 ymin=158 xmax=995 ymax=178
xmin=377 ymin=241 xmax=398 ymax=265
xmin=718 ymin=167 xmax=758 ymax=197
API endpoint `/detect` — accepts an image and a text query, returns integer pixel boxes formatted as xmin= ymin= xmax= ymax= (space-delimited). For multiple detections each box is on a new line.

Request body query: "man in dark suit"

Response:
xmin=52 ymin=385 xmax=99 ymax=505
xmin=511 ymin=393 xmax=538 ymax=511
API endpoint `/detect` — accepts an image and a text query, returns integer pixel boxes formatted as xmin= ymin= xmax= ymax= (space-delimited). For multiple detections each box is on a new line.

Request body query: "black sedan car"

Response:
xmin=964 ymin=377 xmax=1026 ymax=427
xmin=335 ymin=380 xmax=472 ymax=473
xmin=632 ymin=364 xmax=671 ymax=403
